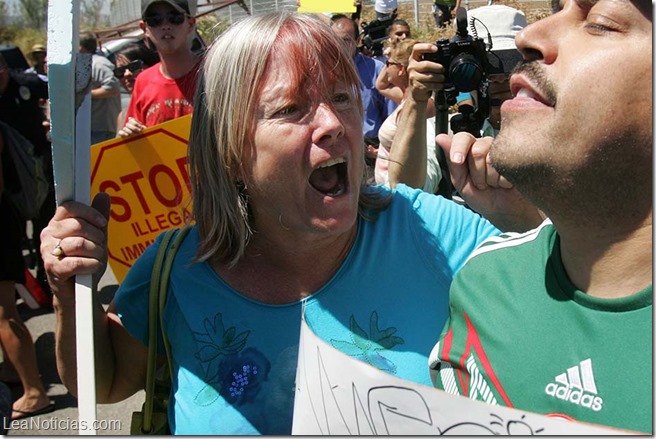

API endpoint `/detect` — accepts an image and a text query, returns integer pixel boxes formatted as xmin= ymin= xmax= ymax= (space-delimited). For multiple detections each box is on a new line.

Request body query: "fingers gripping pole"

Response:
xmin=47 ymin=0 xmax=97 ymax=434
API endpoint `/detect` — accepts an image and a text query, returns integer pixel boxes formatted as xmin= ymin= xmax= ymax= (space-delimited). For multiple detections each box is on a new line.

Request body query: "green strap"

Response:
xmin=158 ymin=226 xmax=192 ymax=381
xmin=142 ymin=225 xmax=191 ymax=433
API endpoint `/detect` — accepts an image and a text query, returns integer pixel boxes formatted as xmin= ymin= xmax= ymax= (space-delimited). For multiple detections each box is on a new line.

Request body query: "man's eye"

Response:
xmin=584 ymin=18 xmax=621 ymax=35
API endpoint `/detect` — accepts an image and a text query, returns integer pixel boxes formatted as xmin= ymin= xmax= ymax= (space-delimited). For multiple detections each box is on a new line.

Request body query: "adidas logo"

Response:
xmin=545 ymin=358 xmax=603 ymax=412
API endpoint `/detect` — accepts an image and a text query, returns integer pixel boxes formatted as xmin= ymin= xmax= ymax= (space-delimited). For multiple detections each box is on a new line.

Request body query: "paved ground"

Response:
xmin=5 ymin=265 xmax=142 ymax=435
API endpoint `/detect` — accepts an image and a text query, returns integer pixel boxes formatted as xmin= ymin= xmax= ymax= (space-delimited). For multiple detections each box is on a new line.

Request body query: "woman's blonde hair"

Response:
xmin=188 ymin=12 xmax=388 ymax=267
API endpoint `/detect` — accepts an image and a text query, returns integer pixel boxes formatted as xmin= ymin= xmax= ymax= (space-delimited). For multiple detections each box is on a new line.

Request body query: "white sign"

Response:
xmin=292 ymin=319 xmax=628 ymax=435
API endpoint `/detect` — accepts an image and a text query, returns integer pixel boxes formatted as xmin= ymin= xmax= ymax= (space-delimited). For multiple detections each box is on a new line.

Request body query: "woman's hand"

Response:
xmin=41 ymin=193 xmax=111 ymax=302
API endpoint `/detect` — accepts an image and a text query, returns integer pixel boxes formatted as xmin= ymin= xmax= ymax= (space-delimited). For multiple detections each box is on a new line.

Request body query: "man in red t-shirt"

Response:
xmin=118 ymin=0 xmax=202 ymax=137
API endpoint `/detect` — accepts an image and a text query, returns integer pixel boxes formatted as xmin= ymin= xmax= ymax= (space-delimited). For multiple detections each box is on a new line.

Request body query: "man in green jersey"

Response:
xmin=428 ymin=0 xmax=652 ymax=433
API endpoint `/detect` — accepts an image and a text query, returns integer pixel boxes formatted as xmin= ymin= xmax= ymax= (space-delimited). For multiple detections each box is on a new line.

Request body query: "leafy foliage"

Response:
xmin=17 ymin=0 xmax=48 ymax=30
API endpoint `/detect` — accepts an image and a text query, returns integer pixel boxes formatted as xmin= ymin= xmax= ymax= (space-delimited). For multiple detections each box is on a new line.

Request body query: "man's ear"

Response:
xmin=139 ymin=20 xmax=148 ymax=36
xmin=187 ymin=16 xmax=197 ymax=32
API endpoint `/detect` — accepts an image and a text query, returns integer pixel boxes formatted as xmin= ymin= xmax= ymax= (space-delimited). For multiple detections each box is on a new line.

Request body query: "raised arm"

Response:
xmin=388 ymin=43 xmax=443 ymax=189
xmin=375 ymin=63 xmax=404 ymax=104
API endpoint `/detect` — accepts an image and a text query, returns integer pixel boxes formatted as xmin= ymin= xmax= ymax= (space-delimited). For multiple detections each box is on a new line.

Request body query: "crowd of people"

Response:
xmin=0 ymin=0 xmax=651 ymax=434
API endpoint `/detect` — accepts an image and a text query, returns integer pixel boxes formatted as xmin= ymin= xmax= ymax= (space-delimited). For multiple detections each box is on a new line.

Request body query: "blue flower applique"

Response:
xmin=330 ymin=311 xmax=404 ymax=374
xmin=217 ymin=347 xmax=271 ymax=405
xmin=193 ymin=312 xmax=268 ymax=406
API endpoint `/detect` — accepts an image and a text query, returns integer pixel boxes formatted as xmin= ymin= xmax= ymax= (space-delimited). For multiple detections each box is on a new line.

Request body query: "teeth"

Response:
xmin=326 ymin=183 xmax=345 ymax=196
xmin=317 ymin=157 xmax=346 ymax=169
xmin=516 ymin=88 xmax=536 ymax=99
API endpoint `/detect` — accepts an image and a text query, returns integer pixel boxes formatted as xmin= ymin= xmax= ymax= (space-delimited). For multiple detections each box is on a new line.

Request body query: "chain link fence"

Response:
xmin=215 ymin=0 xmax=551 ymax=42
xmin=217 ymin=0 xmax=551 ymax=24
xmin=109 ymin=0 xmax=551 ymax=27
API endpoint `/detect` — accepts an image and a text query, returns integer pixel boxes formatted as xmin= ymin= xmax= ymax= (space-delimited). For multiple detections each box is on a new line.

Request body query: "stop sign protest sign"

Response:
xmin=90 ymin=115 xmax=193 ymax=283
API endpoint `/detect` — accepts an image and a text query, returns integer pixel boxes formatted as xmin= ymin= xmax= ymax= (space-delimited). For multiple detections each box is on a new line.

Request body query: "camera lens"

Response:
xmin=449 ymin=53 xmax=483 ymax=92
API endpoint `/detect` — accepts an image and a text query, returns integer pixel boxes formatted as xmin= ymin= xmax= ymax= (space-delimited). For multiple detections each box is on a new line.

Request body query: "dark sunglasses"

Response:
xmin=114 ymin=59 xmax=145 ymax=78
xmin=143 ymin=11 xmax=186 ymax=28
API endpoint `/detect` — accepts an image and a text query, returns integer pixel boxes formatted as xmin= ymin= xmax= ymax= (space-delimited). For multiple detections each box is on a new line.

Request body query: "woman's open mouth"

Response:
xmin=309 ymin=157 xmax=348 ymax=197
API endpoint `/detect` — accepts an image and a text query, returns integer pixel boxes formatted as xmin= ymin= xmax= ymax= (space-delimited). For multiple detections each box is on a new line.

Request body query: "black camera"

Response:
xmin=360 ymin=16 xmax=395 ymax=57
xmin=422 ymin=8 xmax=490 ymax=93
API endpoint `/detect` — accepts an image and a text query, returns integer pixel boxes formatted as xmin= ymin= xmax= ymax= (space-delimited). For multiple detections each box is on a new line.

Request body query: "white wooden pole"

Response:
xmin=414 ymin=0 xmax=419 ymax=25
xmin=47 ymin=0 xmax=97 ymax=434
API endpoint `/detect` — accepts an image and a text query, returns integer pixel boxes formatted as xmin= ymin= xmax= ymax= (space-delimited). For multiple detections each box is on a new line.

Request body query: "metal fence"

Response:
xmin=109 ymin=0 xmax=552 ymax=27
xmin=212 ymin=0 xmax=296 ymax=22
xmin=216 ymin=0 xmax=551 ymax=24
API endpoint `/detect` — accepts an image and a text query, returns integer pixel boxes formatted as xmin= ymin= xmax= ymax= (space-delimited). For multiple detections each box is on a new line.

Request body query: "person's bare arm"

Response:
xmin=43 ymin=193 xmax=149 ymax=402
xmin=376 ymin=64 xmax=404 ymax=104
xmin=388 ymin=98 xmax=429 ymax=189
xmin=388 ymin=43 xmax=442 ymax=189
xmin=91 ymin=85 xmax=120 ymax=99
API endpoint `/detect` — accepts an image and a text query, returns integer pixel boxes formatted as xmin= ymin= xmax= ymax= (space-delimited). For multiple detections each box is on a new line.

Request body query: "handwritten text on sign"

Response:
xmin=90 ymin=115 xmax=192 ymax=283
xmin=292 ymin=319 xmax=625 ymax=435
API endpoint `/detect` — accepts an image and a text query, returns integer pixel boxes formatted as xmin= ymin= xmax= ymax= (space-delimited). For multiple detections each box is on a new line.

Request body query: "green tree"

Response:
xmin=195 ymin=15 xmax=230 ymax=45
xmin=18 ymin=0 xmax=48 ymax=30
xmin=0 ymin=1 xmax=7 ymax=29
xmin=81 ymin=0 xmax=108 ymax=30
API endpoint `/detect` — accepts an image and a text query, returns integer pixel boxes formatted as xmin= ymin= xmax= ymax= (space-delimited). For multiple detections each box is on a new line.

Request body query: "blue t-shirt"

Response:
xmin=114 ymin=184 xmax=499 ymax=434
xmin=355 ymin=53 xmax=389 ymax=139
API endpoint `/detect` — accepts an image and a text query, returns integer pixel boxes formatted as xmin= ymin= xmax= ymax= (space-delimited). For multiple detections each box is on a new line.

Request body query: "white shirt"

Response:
xmin=375 ymin=0 xmax=398 ymax=14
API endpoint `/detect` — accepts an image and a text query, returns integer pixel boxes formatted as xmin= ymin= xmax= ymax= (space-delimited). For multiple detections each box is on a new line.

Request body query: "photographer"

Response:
xmin=390 ymin=7 xmax=526 ymax=196
xmin=388 ymin=43 xmax=447 ymax=191
xmin=374 ymin=39 xmax=440 ymax=193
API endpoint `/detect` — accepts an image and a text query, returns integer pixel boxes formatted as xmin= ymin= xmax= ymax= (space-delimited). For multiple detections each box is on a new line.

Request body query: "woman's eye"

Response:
xmin=332 ymin=93 xmax=351 ymax=104
xmin=274 ymin=105 xmax=298 ymax=117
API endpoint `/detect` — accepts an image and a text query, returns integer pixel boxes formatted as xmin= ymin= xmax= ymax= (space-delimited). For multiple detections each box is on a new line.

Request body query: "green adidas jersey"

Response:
xmin=429 ymin=221 xmax=652 ymax=433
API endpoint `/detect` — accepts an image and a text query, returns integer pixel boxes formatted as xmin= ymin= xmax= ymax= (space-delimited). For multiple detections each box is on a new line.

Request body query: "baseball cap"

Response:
xmin=467 ymin=5 xmax=527 ymax=51
xmin=141 ymin=0 xmax=194 ymax=17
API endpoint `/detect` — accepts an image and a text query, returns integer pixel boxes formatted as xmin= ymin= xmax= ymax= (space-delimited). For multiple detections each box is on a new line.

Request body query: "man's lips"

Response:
xmin=508 ymin=74 xmax=555 ymax=107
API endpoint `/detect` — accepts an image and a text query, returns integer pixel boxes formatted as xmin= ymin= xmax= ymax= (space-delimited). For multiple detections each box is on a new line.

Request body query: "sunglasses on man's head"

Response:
xmin=114 ymin=59 xmax=145 ymax=78
xmin=143 ymin=11 xmax=186 ymax=28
